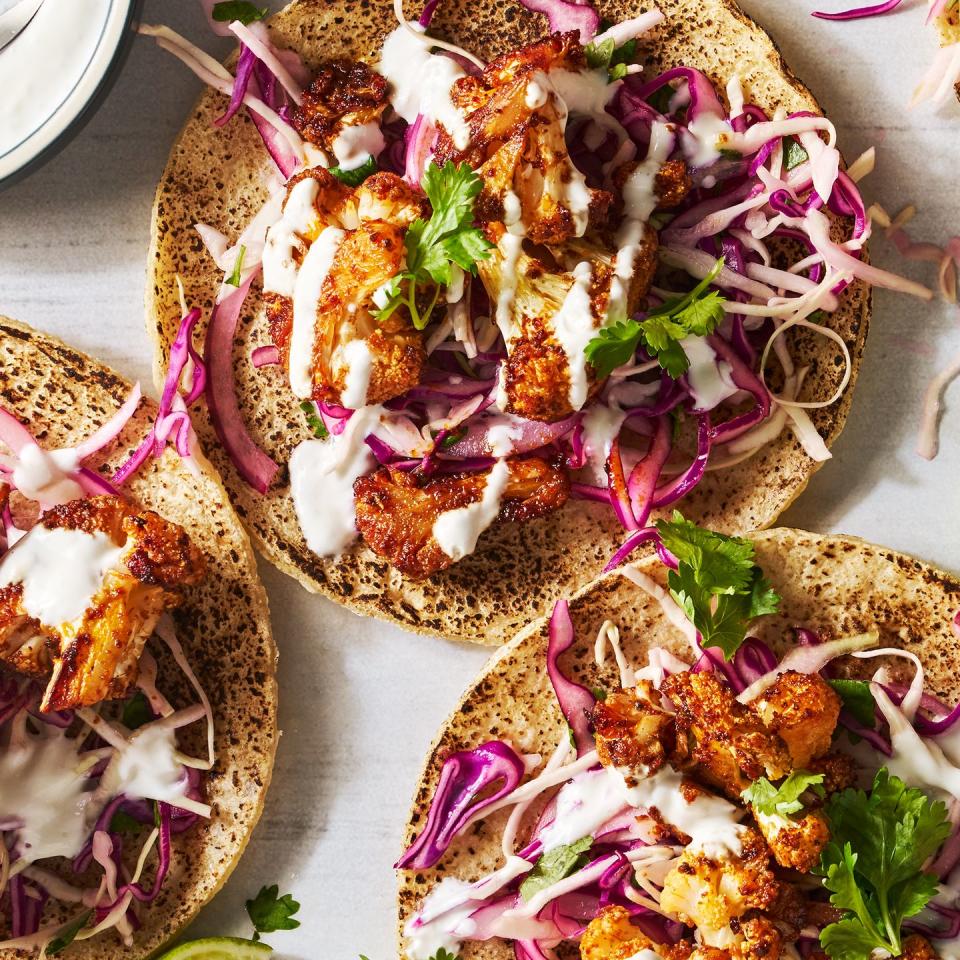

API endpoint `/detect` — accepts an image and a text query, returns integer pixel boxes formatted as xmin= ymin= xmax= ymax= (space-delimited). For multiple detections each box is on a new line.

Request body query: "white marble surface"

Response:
xmin=0 ymin=1 xmax=957 ymax=957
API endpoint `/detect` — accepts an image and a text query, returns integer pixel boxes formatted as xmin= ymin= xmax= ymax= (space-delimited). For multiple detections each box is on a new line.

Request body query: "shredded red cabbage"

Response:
xmin=547 ymin=600 xmax=596 ymax=756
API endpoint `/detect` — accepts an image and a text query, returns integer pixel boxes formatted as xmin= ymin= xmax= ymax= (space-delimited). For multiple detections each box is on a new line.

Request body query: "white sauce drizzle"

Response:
xmin=403 ymin=877 xmax=481 ymax=960
xmin=339 ymin=339 xmax=374 ymax=410
xmin=289 ymin=226 xmax=346 ymax=399
xmin=486 ymin=421 xmax=522 ymax=457
xmin=495 ymin=233 xmax=524 ymax=343
xmin=331 ymin=121 xmax=385 ymax=171
xmin=0 ymin=728 xmax=95 ymax=863
xmin=102 ymin=724 xmax=191 ymax=807
xmin=0 ymin=526 xmax=122 ymax=629
xmin=581 ymin=402 xmax=627 ymax=484
xmin=432 ymin=460 xmax=510 ymax=560
xmin=288 ymin=405 xmax=386 ymax=557
xmin=681 ymin=335 xmax=738 ymax=411
xmin=11 ymin=445 xmax=83 ymax=506
xmin=683 ymin=112 xmax=733 ymax=168
xmin=262 ymin=177 xmax=320 ymax=300
xmin=377 ymin=25 xmax=471 ymax=150
xmin=552 ymin=262 xmax=596 ymax=411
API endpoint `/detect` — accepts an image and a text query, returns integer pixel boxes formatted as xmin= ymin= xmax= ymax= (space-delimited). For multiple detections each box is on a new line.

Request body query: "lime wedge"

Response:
xmin=156 ymin=937 xmax=272 ymax=959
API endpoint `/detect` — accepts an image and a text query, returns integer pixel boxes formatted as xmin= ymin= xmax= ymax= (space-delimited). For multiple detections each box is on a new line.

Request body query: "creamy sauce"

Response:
xmin=0 ymin=0 xmax=114 ymax=164
xmin=524 ymin=80 xmax=548 ymax=110
xmin=331 ymin=121 xmax=385 ymax=171
xmin=536 ymin=766 xmax=632 ymax=852
xmin=0 ymin=728 xmax=95 ymax=863
xmin=581 ymin=403 xmax=627 ymax=484
xmin=486 ymin=421 xmax=521 ymax=457
xmin=403 ymin=877 xmax=481 ymax=960
xmin=432 ymin=460 xmax=510 ymax=560
xmin=339 ymin=339 xmax=374 ymax=410
xmin=0 ymin=525 xmax=121 ymax=628
xmin=289 ymin=226 xmax=346 ymax=399
xmin=12 ymin=444 xmax=83 ymax=505
xmin=103 ymin=724 xmax=190 ymax=806
xmin=682 ymin=112 xmax=733 ymax=168
xmin=377 ymin=26 xmax=471 ymax=151
xmin=495 ymin=233 xmax=524 ymax=343
xmin=289 ymin=405 xmax=385 ymax=556
xmin=262 ymin=177 xmax=320 ymax=300
xmin=552 ymin=262 xmax=596 ymax=411
xmin=548 ymin=67 xmax=618 ymax=118
xmin=681 ymin=336 xmax=738 ymax=411
xmin=503 ymin=191 xmax=525 ymax=237
xmin=616 ymin=765 xmax=745 ymax=858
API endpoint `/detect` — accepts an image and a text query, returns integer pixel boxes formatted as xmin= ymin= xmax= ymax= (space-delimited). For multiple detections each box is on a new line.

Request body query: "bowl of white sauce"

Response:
xmin=0 ymin=0 xmax=142 ymax=188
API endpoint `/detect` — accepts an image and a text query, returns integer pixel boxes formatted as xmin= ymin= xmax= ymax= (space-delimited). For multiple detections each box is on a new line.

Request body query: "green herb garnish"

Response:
xmin=122 ymin=691 xmax=152 ymax=730
xmin=300 ymin=400 xmax=328 ymax=440
xmin=816 ymin=769 xmax=951 ymax=960
xmin=227 ymin=244 xmax=247 ymax=287
xmin=330 ymin=155 xmax=378 ymax=188
xmin=47 ymin=912 xmax=93 ymax=955
xmin=246 ymin=884 xmax=301 ymax=941
xmin=520 ymin=836 xmax=593 ymax=901
xmin=374 ymin=161 xmax=491 ymax=331
xmin=212 ymin=1 xmax=268 ymax=24
xmin=654 ymin=511 xmax=781 ymax=659
xmin=742 ymin=771 xmax=825 ymax=817
xmin=785 ymin=139 xmax=810 ymax=171
xmin=584 ymin=258 xmax=727 ymax=379
xmin=829 ymin=679 xmax=877 ymax=729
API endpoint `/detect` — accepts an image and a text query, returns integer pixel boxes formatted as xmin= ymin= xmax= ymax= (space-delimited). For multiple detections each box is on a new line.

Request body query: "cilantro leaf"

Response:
xmin=110 ymin=810 xmax=145 ymax=833
xmin=246 ymin=884 xmax=301 ymax=940
xmin=330 ymin=155 xmax=378 ymax=187
xmin=590 ymin=686 xmax=608 ymax=702
xmin=429 ymin=951 xmax=461 ymax=960
xmin=122 ymin=691 xmax=153 ymax=730
xmin=655 ymin=511 xmax=781 ymax=659
xmin=212 ymin=1 xmax=268 ymax=24
xmin=227 ymin=244 xmax=247 ymax=287
xmin=300 ymin=399 xmax=329 ymax=439
xmin=520 ymin=837 xmax=593 ymax=901
xmin=785 ymin=139 xmax=809 ymax=171
xmin=47 ymin=912 xmax=92 ymax=955
xmin=375 ymin=162 xmax=491 ymax=330
xmin=829 ymin=679 xmax=877 ymax=729
xmin=816 ymin=768 xmax=951 ymax=960
xmin=584 ymin=258 xmax=727 ymax=379
xmin=742 ymin=771 xmax=825 ymax=817
xmin=584 ymin=35 xmax=637 ymax=81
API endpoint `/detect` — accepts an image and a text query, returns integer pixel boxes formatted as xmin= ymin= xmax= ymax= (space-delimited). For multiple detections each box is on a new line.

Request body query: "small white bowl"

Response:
xmin=0 ymin=0 xmax=143 ymax=188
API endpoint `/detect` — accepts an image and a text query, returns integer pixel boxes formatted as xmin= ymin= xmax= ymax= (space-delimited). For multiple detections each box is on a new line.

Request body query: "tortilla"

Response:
xmin=0 ymin=317 xmax=277 ymax=959
xmin=146 ymin=0 xmax=870 ymax=644
xmin=395 ymin=528 xmax=960 ymax=957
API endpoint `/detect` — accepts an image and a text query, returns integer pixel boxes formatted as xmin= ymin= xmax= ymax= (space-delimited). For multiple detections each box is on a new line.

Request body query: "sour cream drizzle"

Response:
xmin=432 ymin=459 xmax=510 ymax=560
xmin=0 ymin=526 xmax=122 ymax=628
xmin=553 ymin=262 xmax=597 ymax=411
xmin=11 ymin=445 xmax=83 ymax=506
xmin=331 ymin=121 xmax=385 ymax=171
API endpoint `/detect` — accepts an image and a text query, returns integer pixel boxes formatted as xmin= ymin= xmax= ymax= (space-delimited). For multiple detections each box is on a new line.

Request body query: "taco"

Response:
xmin=144 ymin=0 xmax=927 ymax=642
xmin=0 ymin=317 xmax=277 ymax=957
xmin=395 ymin=520 xmax=960 ymax=960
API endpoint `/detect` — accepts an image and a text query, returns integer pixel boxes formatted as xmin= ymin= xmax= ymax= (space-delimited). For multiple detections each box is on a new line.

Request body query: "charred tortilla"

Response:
xmin=0 ymin=317 xmax=277 ymax=959
xmin=395 ymin=528 xmax=959 ymax=956
xmin=146 ymin=0 xmax=870 ymax=644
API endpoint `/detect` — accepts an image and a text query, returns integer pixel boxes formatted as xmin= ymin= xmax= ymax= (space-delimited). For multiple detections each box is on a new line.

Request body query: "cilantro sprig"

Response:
xmin=330 ymin=155 xmax=378 ymax=188
xmin=742 ymin=771 xmax=825 ymax=817
xmin=584 ymin=258 xmax=727 ymax=379
xmin=227 ymin=244 xmax=247 ymax=287
xmin=520 ymin=837 xmax=593 ymax=901
xmin=47 ymin=912 xmax=93 ymax=955
xmin=375 ymin=161 xmax=492 ymax=331
xmin=655 ymin=511 xmax=781 ymax=659
xmin=246 ymin=884 xmax=301 ymax=941
xmin=212 ymin=1 xmax=268 ymax=24
xmin=816 ymin=769 xmax=951 ymax=960
xmin=829 ymin=678 xmax=877 ymax=729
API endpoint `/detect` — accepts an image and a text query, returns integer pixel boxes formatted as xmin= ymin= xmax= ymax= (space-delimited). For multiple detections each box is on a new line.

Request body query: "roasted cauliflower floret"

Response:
xmin=592 ymin=682 xmax=674 ymax=778
xmin=752 ymin=806 xmax=830 ymax=873
xmin=752 ymin=671 xmax=841 ymax=768
xmin=662 ymin=671 xmax=791 ymax=799
xmin=436 ymin=32 xmax=612 ymax=245
xmin=291 ymin=58 xmax=388 ymax=155
xmin=660 ymin=828 xmax=780 ymax=956
xmin=353 ymin=457 xmax=569 ymax=579
xmin=900 ymin=935 xmax=939 ymax=960
xmin=264 ymin=168 xmax=430 ymax=408
xmin=808 ymin=751 xmax=858 ymax=795
xmin=580 ymin=905 xmax=690 ymax=960
xmin=0 ymin=496 xmax=204 ymax=711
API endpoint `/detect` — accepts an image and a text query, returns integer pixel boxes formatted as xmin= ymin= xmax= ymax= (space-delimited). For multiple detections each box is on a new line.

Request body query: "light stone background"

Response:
xmin=0 ymin=1 xmax=957 ymax=956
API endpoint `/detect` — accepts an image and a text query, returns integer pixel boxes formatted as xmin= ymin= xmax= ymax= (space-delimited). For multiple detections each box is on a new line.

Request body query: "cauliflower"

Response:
xmin=592 ymin=682 xmax=674 ymax=778
xmin=900 ymin=935 xmax=938 ymax=960
xmin=662 ymin=671 xmax=791 ymax=799
xmin=0 ymin=496 xmax=204 ymax=711
xmin=660 ymin=828 xmax=781 ymax=960
xmin=580 ymin=905 xmax=695 ymax=960
xmin=264 ymin=168 xmax=430 ymax=408
xmin=753 ymin=807 xmax=830 ymax=873
xmin=752 ymin=671 xmax=841 ymax=769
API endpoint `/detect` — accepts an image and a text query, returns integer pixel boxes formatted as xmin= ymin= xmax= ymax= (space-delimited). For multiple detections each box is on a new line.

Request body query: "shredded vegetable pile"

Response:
xmin=0 ymin=378 xmax=212 ymax=953
xmin=395 ymin=519 xmax=960 ymax=960
xmin=813 ymin=0 xmax=960 ymax=108
xmin=142 ymin=0 xmax=934 ymax=570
